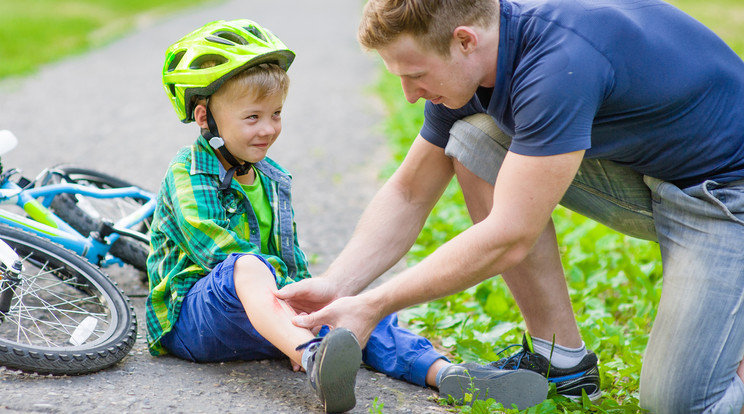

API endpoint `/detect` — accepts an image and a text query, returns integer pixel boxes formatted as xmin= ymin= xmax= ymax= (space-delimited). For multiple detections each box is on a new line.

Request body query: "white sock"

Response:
xmin=301 ymin=347 xmax=313 ymax=371
xmin=531 ymin=336 xmax=587 ymax=369
xmin=435 ymin=363 xmax=450 ymax=388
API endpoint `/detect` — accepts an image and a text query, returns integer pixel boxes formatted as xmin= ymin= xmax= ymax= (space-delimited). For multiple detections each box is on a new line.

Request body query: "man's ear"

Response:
xmin=194 ymin=103 xmax=208 ymax=129
xmin=453 ymin=26 xmax=478 ymax=54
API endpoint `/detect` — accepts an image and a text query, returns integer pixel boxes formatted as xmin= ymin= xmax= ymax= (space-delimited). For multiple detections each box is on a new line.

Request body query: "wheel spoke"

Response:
xmin=0 ymin=250 xmax=111 ymax=348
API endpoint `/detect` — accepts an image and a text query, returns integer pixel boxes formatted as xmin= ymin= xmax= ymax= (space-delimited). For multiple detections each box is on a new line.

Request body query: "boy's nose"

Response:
xmin=260 ymin=121 xmax=279 ymax=136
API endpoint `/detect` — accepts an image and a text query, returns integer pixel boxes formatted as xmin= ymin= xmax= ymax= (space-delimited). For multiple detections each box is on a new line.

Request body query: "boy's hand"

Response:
xmin=274 ymin=277 xmax=340 ymax=314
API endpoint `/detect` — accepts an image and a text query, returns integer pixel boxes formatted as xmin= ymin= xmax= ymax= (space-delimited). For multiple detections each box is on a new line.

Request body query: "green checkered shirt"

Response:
xmin=145 ymin=135 xmax=311 ymax=355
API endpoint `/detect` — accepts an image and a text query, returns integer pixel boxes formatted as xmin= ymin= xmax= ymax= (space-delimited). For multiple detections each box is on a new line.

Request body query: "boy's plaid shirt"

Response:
xmin=145 ymin=135 xmax=311 ymax=355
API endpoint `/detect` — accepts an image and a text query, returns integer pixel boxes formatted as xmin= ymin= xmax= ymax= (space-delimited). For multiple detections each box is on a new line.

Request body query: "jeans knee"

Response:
xmin=446 ymin=115 xmax=510 ymax=185
xmin=641 ymin=372 xmax=744 ymax=414
xmin=640 ymin=379 xmax=692 ymax=414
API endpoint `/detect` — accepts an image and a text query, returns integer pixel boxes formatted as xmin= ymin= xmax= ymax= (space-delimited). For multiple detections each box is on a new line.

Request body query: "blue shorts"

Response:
xmin=160 ymin=253 xmax=444 ymax=386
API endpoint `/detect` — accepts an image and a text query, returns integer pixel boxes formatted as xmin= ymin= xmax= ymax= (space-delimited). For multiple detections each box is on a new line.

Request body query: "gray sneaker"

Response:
xmin=300 ymin=328 xmax=362 ymax=413
xmin=438 ymin=363 xmax=548 ymax=409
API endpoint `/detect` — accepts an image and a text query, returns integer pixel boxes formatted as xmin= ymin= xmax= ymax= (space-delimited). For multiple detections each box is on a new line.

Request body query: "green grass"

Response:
xmin=0 ymin=0 xmax=216 ymax=79
xmin=371 ymin=1 xmax=744 ymax=413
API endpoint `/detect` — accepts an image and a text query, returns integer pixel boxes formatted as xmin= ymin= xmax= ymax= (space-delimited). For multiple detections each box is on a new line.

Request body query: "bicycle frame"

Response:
xmin=0 ymin=175 xmax=156 ymax=268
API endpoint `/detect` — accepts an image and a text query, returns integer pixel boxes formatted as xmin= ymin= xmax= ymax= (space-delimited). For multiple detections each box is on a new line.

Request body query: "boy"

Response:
xmin=147 ymin=19 xmax=547 ymax=413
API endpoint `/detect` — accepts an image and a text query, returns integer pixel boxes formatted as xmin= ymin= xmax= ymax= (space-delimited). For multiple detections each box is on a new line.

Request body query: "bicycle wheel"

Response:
xmin=46 ymin=165 xmax=151 ymax=273
xmin=0 ymin=224 xmax=136 ymax=375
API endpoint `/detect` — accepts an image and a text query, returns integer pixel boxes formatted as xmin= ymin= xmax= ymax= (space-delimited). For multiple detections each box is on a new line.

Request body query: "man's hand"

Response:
xmin=290 ymin=294 xmax=382 ymax=347
xmin=274 ymin=277 xmax=341 ymax=314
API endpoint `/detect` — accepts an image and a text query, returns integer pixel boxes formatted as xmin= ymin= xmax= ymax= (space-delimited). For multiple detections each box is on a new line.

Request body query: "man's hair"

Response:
xmin=212 ymin=62 xmax=290 ymax=104
xmin=358 ymin=0 xmax=498 ymax=56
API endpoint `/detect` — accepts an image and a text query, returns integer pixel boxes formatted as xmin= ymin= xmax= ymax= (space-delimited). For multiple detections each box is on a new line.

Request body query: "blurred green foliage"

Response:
xmin=372 ymin=1 xmax=744 ymax=412
xmin=0 ymin=0 xmax=216 ymax=79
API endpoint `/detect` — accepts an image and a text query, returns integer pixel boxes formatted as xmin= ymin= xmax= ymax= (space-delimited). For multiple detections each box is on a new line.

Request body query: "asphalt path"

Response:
xmin=0 ymin=1 xmax=448 ymax=412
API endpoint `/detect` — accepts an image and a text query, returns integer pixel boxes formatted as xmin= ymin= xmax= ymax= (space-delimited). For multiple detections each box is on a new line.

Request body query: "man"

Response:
xmin=276 ymin=0 xmax=744 ymax=412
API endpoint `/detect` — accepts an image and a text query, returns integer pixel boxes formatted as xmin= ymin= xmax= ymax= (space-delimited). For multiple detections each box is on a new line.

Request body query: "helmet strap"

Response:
xmin=203 ymin=102 xmax=252 ymax=191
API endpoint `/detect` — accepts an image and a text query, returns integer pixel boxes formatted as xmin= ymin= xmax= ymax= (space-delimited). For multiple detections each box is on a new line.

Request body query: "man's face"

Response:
xmin=378 ymin=34 xmax=482 ymax=109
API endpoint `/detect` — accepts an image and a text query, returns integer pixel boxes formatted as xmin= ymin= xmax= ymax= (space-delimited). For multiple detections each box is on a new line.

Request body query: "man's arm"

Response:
xmin=327 ymin=135 xmax=456 ymax=295
xmin=276 ymin=136 xmax=455 ymax=311
xmin=292 ymin=149 xmax=585 ymax=344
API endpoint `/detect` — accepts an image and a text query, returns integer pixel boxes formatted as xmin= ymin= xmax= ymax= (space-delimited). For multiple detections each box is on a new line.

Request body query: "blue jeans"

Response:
xmin=160 ymin=253 xmax=443 ymax=387
xmin=447 ymin=113 xmax=744 ymax=413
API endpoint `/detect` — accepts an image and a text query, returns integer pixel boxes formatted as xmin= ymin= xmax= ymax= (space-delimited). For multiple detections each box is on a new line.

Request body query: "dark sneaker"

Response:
xmin=299 ymin=328 xmax=362 ymax=413
xmin=439 ymin=363 xmax=548 ymax=409
xmin=491 ymin=335 xmax=601 ymax=401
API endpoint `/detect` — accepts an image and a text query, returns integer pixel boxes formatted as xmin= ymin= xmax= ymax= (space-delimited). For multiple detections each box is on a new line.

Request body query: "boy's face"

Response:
xmin=210 ymin=91 xmax=284 ymax=164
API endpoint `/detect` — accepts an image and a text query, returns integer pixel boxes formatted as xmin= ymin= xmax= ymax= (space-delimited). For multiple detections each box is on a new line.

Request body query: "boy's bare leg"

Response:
xmin=426 ymin=358 xmax=450 ymax=386
xmin=233 ymin=255 xmax=316 ymax=369
xmin=453 ymin=160 xmax=582 ymax=348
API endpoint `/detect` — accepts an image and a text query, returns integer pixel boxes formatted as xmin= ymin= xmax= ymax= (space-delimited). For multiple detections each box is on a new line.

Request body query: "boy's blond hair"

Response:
xmin=358 ymin=0 xmax=498 ymax=57
xmin=211 ymin=63 xmax=290 ymax=105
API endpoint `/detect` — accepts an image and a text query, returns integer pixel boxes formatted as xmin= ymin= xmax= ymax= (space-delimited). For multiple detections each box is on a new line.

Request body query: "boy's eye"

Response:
xmin=273 ymin=111 xmax=282 ymax=117
xmin=246 ymin=114 xmax=258 ymax=120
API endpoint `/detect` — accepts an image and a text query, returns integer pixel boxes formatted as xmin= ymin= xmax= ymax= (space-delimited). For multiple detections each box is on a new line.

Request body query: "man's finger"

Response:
xmin=274 ymin=285 xmax=293 ymax=299
xmin=292 ymin=311 xmax=323 ymax=329
xmin=292 ymin=313 xmax=311 ymax=327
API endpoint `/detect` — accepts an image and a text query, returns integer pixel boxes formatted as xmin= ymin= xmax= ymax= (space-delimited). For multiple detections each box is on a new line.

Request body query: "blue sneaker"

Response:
xmin=438 ymin=363 xmax=548 ymax=409
xmin=491 ymin=335 xmax=601 ymax=402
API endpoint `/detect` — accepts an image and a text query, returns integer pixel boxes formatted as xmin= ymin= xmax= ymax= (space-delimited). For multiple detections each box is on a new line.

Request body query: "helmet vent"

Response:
xmin=167 ymin=50 xmax=186 ymax=72
xmin=206 ymin=35 xmax=234 ymax=46
xmin=244 ymin=26 xmax=267 ymax=42
xmin=211 ymin=31 xmax=248 ymax=45
xmin=190 ymin=54 xmax=228 ymax=69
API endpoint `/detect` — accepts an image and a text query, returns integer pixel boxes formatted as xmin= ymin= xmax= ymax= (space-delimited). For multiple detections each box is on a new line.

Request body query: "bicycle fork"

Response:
xmin=0 ymin=240 xmax=23 ymax=321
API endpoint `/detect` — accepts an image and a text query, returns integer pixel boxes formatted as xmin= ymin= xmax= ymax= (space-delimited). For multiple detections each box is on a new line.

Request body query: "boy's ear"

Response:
xmin=194 ymin=103 xmax=208 ymax=129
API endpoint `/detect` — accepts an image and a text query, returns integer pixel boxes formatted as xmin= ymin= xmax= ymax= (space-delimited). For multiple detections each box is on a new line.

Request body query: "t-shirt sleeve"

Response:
xmin=509 ymin=35 xmax=615 ymax=156
xmin=420 ymin=97 xmax=483 ymax=148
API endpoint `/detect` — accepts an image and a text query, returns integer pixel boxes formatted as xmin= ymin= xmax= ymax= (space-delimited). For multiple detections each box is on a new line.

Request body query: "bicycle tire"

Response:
xmin=0 ymin=224 xmax=136 ymax=375
xmin=46 ymin=165 xmax=151 ymax=274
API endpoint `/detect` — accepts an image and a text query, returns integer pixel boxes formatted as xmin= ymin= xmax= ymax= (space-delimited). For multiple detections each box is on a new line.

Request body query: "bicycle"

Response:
xmin=0 ymin=129 xmax=156 ymax=375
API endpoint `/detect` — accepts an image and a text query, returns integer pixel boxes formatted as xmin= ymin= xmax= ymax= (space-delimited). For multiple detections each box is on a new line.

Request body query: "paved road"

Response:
xmin=0 ymin=1 xmax=448 ymax=412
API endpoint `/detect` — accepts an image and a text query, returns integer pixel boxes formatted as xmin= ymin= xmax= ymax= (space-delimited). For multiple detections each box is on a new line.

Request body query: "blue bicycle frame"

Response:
xmin=0 ymin=177 xmax=156 ymax=268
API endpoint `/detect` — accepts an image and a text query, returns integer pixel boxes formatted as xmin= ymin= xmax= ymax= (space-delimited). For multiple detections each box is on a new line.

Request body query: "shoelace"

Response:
xmin=295 ymin=337 xmax=322 ymax=352
xmin=491 ymin=343 xmax=533 ymax=370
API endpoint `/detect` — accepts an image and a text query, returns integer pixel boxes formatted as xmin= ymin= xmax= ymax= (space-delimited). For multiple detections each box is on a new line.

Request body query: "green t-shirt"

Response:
xmin=241 ymin=169 xmax=272 ymax=253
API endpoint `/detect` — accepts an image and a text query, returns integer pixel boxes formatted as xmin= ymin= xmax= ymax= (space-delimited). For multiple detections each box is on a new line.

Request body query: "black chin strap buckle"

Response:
xmin=220 ymin=166 xmax=239 ymax=191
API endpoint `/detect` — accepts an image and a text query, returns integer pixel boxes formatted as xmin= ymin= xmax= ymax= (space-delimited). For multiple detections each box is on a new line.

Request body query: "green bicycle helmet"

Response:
xmin=162 ymin=19 xmax=295 ymax=123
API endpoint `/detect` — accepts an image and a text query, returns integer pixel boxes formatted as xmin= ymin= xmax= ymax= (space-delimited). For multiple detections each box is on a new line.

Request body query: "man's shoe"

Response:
xmin=438 ymin=363 xmax=548 ymax=409
xmin=301 ymin=328 xmax=362 ymax=413
xmin=491 ymin=335 xmax=601 ymax=401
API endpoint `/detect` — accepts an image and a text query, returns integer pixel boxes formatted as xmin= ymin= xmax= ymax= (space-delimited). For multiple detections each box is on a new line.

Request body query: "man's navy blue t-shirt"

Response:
xmin=420 ymin=0 xmax=744 ymax=188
